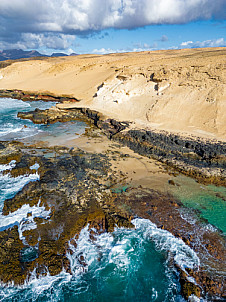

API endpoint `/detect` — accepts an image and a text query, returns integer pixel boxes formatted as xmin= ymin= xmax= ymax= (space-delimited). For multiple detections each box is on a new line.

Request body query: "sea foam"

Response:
xmin=0 ymin=218 xmax=202 ymax=301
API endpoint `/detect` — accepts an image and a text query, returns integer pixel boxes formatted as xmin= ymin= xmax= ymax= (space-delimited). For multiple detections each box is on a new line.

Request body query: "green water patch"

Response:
xmin=168 ymin=175 xmax=226 ymax=234
xmin=111 ymin=185 xmax=129 ymax=194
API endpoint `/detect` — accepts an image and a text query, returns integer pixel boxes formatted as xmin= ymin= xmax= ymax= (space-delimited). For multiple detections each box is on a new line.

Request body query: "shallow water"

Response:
xmin=168 ymin=175 xmax=226 ymax=234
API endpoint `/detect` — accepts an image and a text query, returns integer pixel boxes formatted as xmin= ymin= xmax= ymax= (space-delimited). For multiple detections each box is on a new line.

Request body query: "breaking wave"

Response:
xmin=0 ymin=218 xmax=201 ymax=301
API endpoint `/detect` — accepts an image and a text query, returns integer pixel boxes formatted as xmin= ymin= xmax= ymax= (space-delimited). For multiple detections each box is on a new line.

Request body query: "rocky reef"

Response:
xmin=0 ymin=140 xmax=225 ymax=300
xmin=0 ymin=141 xmax=133 ymax=284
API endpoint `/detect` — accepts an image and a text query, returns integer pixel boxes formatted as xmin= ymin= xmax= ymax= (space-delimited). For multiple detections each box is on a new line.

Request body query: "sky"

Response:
xmin=0 ymin=0 xmax=226 ymax=55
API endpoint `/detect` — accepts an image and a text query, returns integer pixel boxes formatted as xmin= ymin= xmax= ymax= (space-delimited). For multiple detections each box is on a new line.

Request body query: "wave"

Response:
xmin=0 ymin=124 xmax=42 ymax=141
xmin=0 ymin=218 xmax=202 ymax=301
xmin=0 ymin=169 xmax=40 ymax=208
xmin=132 ymin=218 xmax=200 ymax=271
xmin=0 ymin=161 xmax=16 ymax=173
xmin=0 ymin=200 xmax=51 ymax=237
xmin=0 ymin=98 xmax=31 ymax=113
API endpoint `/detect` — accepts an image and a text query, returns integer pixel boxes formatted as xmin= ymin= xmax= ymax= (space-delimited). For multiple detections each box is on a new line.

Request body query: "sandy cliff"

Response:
xmin=0 ymin=47 xmax=225 ymax=141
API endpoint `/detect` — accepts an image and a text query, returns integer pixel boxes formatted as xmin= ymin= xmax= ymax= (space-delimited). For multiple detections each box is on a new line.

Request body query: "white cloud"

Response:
xmin=92 ymin=45 xmax=157 ymax=55
xmin=181 ymin=41 xmax=193 ymax=46
xmin=93 ymin=37 xmax=226 ymax=55
xmin=0 ymin=0 xmax=225 ymax=50
xmin=0 ymin=0 xmax=225 ymax=32
xmin=0 ymin=33 xmax=75 ymax=51
xmin=92 ymin=48 xmax=116 ymax=54
xmin=180 ymin=38 xmax=226 ymax=48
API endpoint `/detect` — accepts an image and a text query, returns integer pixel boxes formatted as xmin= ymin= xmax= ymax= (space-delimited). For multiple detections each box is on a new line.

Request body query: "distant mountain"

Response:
xmin=0 ymin=49 xmax=77 ymax=61
xmin=0 ymin=49 xmax=45 ymax=61
xmin=50 ymin=52 xmax=68 ymax=57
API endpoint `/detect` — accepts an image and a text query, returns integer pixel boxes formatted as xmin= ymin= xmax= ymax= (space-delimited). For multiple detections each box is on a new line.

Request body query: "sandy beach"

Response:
xmin=0 ymin=47 xmax=225 ymax=142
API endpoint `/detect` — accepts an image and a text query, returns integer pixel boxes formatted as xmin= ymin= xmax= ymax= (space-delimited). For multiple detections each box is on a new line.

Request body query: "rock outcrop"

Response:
xmin=17 ymin=105 xmax=226 ymax=185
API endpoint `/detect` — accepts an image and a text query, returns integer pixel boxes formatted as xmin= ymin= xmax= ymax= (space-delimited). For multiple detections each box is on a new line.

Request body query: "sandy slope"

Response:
xmin=0 ymin=48 xmax=225 ymax=141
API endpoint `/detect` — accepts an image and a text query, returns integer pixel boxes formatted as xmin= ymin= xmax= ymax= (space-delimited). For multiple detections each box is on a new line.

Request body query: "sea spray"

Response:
xmin=0 ymin=166 xmax=40 ymax=208
xmin=131 ymin=218 xmax=200 ymax=271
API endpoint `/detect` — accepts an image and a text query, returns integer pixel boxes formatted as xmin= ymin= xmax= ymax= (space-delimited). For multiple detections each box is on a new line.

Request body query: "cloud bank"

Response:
xmin=0 ymin=0 xmax=226 ymax=50
xmin=92 ymin=37 xmax=226 ymax=54
xmin=180 ymin=38 xmax=226 ymax=48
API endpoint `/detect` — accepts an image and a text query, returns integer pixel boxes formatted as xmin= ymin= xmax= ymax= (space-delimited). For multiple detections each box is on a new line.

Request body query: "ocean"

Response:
xmin=0 ymin=98 xmax=224 ymax=301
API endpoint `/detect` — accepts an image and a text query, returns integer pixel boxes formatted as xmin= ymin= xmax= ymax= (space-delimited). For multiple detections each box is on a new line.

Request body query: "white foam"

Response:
xmin=0 ymin=125 xmax=24 ymax=136
xmin=0 ymin=98 xmax=31 ymax=112
xmin=0 ymin=217 xmax=201 ymax=301
xmin=0 ymin=160 xmax=16 ymax=172
xmin=28 ymin=270 xmax=71 ymax=296
xmin=188 ymin=294 xmax=201 ymax=302
xmin=0 ymin=125 xmax=41 ymax=140
xmin=67 ymin=218 xmax=200 ymax=274
xmin=0 ymin=171 xmax=40 ymax=206
xmin=30 ymin=163 xmax=40 ymax=171
xmin=0 ymin=200 xmax=51 ymax=239
xmin=132 ymin=218 xmax=200 ymax=271
xmin=67 ymin=225 xmax=101 ymax=274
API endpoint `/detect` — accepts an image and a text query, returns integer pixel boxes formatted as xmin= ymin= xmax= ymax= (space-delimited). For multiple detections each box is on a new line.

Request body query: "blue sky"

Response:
xmin=72 ymin=20 xmax=226 ymax=54
xmin=0 ymin=0 xmax=225 ymax=55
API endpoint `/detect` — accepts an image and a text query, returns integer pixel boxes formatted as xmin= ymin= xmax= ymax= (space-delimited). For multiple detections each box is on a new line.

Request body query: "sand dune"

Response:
xmin=0 ymin=47 xmax=225 ymax=141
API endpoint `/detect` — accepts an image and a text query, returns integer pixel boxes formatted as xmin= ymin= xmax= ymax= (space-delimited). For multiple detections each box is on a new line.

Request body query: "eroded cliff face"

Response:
xmin=90 ymin=54 xmax=226 ymax=140
xmin=0 ymin=47 xmax=225 ymax=141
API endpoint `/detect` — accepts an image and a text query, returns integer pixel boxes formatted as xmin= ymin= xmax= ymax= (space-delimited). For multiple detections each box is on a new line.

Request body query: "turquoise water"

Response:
xmin=168 ymin=176 xmax=226 ymax=234
xmin=0 ymin=98 xmax=192 ymax=301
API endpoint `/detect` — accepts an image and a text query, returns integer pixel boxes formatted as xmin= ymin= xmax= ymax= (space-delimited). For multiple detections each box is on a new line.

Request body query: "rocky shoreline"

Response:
xmin=11 ymin=88 xmax=225 ymax=186
xmin=0 ymin=90 xmax=226 ymax=300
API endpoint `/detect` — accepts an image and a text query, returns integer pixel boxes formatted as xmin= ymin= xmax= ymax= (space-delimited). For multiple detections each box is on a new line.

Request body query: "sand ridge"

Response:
xmin=0 ymin=47 xmax=225 ymax=141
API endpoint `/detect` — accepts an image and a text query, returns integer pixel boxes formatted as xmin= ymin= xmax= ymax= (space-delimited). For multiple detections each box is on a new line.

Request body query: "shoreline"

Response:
xmin=1 ymin=89 xmax=224 ymax=186
xmin=0 ymin=100 xmax=225 ymax=300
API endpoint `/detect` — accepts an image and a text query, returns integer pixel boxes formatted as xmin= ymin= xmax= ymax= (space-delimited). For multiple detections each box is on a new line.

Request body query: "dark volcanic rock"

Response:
xmin=0 ymin=89 xmax=79 ymax=103
xmin=113 ymin=129 xmax=226 ymax=186
xmin=18 ymin=107 xmax=88 ymax=125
